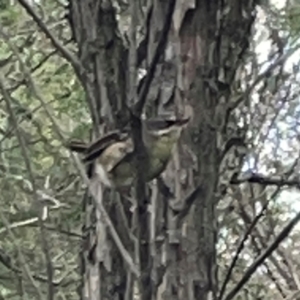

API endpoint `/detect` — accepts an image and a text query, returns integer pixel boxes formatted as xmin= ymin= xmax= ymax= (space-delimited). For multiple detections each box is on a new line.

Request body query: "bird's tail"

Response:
xmin=66 ymin=140 xmax=88 ymax=153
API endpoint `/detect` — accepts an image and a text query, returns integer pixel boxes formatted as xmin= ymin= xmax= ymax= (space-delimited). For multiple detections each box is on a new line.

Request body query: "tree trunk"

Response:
xmin=68 ymin=0 xmax=258 ymax=299
xmin=163 ymin=1 xmax=258 ymax=299
xmin=68 ymin=1 xmax=129 ymax=299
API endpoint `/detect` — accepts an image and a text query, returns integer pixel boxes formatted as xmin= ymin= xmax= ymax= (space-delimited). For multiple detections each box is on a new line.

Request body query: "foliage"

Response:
xmin=1 ymin=0 xmax=300 ymax=299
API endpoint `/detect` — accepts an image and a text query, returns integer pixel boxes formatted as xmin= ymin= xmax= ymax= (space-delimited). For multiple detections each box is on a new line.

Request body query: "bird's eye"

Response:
xmin=119 ymin=147 xmax=127 ymax=153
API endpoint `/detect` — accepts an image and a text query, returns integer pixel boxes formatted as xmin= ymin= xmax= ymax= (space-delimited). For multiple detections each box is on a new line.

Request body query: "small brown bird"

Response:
xmin=67 ymin=117 xmax=189 ymax=188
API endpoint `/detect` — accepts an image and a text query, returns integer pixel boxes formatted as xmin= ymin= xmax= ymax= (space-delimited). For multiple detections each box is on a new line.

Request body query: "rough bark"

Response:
xmin=68 ymin=0 xmax=259 ymax=299
xmin=68 ymin=1 xmax=129 ymax=299
xmin=161 ymin=1 xmax=258 ymax=299
xmin=68 ymin=0 xmax=128 ymax=131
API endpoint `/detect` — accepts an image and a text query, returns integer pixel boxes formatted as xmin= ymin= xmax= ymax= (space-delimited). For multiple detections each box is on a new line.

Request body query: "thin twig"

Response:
xmin=231 ymin=173 xmax=300 ymax=189
xmin=229 ymin=44 xmax=300 ymax=111
xmin=0 ymin=75 xmax=55 ymax=300
xmin=223 ymin=210 xmax=300 ymax=300
xmin=73 ymin=155 xmax=140 ymax=277
xmin=128 ymin=0 xmax=138 ymax=107
xmin=17 ymin=0 xmax=81 ymax=74
xmin=2 ymin=4 xmax=139 ymax=281
xmin=133 ymin=0 xmax=177 ymax=115
xmin=218 ymin=199 xmax=270 ymax=300
xmin=0 ymin=32 xmax=55 ymax=300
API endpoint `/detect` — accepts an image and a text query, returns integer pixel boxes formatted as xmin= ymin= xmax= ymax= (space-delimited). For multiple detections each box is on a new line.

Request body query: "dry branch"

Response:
xmin=17 ymin=0 xmax=81 ymax=74
xmin=232 ymin=173 xmax=300 ymax=189
xmin=224 ymin=210 xmax=300 ymax=300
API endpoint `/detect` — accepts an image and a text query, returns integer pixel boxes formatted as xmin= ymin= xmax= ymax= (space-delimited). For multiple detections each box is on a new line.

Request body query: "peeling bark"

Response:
xmin=161 ymin=1 xmax=258 ymax=299
xmin=68 ymin=0 xmax=258 ymax=299
xmin=69 ymin=0 xmax=128 ymax=130
xmin=68 ymin=1 xmax=129 ymax=299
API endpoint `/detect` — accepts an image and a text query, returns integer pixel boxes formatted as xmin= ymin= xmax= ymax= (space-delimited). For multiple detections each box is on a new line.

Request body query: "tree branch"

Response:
xmin=229 ymin=44 xmax=300 ymax=111
xmin=1 ymin=3 xmax=140 ymax=283
xmin=133 ymin=0 xmax=176 ymax=116
xmin=223 ymin=210 xmax=300 ymax=300
xmin=231 ymin=172 xmax=300 ymax=189
xmin=218 ymin=199 xmax=270 ymax=300
xmin=17 ymin=0 xmax=81 ymax=74
xmin=0 ymin=74 xmax=55 ymax=300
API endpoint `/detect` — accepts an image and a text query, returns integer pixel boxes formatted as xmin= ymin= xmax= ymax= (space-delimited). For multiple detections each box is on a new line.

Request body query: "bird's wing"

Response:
xmin=100 ymin=138 xmax=134 ymax=172
xmin=66 ymin=140 xmax=89 ymax=153
xmin=82 ymin=130 xmax=131 ymax=164
xmin=66 ymin=131 xmax=125 ymax=155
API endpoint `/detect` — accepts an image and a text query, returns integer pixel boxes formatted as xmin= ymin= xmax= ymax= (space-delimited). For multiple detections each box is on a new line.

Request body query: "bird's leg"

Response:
xmin=117 ymin=186 xmax=136 ymax=211
xmin=119 ymin=185 xmax=152 ymax=213
xmin=157 ymin=177 xmax=175 ymax=200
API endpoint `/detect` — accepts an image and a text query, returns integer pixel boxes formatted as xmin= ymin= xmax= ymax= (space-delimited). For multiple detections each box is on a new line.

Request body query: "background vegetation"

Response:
xmin=1 ymin=0 xmax=300 ymax=299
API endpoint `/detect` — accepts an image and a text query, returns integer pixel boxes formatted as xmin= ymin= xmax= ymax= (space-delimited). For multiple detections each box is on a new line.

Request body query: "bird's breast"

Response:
xmin=146 ymin=138 xmax=176 ymax=180
xmin=94 ymin=163 xmax=113 ymax=187
xmin=95 ymin=160 xmax=135 ymax=188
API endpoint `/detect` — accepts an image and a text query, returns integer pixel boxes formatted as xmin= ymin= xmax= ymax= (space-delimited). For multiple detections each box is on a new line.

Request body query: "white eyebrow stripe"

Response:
xmin=150 ymin=128 xmax=177 ymax=136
